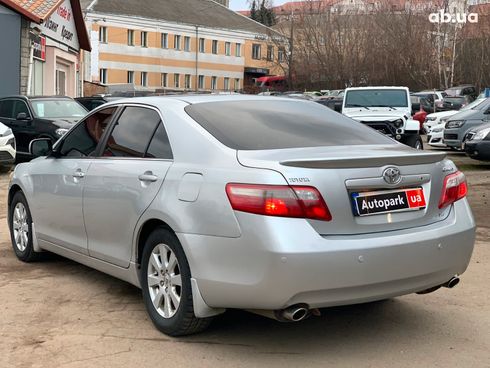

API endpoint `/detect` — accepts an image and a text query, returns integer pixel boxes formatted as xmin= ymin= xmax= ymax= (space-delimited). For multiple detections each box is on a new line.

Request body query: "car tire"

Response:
xmin=9 ymin=191 xmax=41 ymax=262
xmin=141 ymin=227 xmax=213 ymax=336
xmin=406 ymin=135 xmax=424 ymax=150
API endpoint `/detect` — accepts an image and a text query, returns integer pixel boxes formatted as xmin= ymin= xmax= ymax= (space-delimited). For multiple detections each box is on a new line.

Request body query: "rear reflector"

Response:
xmin=439 ymin=171 xmax=468 ymax=209
xmin=226 ymin=183 xmax=332 ymax=221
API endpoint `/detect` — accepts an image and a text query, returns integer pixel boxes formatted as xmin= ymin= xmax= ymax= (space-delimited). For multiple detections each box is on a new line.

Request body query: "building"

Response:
xmin=82 ymin=0 xmax=285 ymax=94
xmin=0 ymin=0 xmax=90 ymax=97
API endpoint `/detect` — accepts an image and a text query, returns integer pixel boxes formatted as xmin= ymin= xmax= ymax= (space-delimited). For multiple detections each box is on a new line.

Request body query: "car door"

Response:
xmin=83 ymin=105 xmax=173 ymax=267
xmin=9 ymin=99 xmax=36 ymax=154
xmin=31 ymin=107 xmax=118 ymax=254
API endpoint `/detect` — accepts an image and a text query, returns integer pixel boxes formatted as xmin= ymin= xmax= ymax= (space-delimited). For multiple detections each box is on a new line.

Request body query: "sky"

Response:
xmin=229 ymin=0 xmax=290 ymax=11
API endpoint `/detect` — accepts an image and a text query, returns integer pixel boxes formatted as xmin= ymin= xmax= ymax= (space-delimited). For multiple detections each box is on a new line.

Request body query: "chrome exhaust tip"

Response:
xmin=281 ymin=305 xmax=310 ymax=322
xmin=442 ymin=276 xmax=460 ymax=289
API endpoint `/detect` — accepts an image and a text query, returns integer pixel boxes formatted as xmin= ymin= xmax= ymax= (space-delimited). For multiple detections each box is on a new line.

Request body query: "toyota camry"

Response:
xmin=7 ymin=95 xmax=476 ymax=336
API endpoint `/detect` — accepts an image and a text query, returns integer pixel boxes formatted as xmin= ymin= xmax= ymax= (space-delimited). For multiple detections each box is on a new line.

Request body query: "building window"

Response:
xmin=234 ymin=78 xmax=240 ymax=90
xmin=235 ymin=43 xmax=241 ymax=57
xmin=212 ymin=40 xmax=218 ymax=54
xmin=224 ymin=77 xmax=230 ymax=90
xmin=225 ymin=42 xmax=231 ymax=56
xmin=99 ymin=68 xmax=108 ymax=84
xmin=127 ymin=71 xmax=134 ymax=84
xmin=161 ymin=73 xmax=168 ymax=87
xmin=267 ymin=45 xmax=274 ymax=61
xmin=141 ymin=72 xmax=148 ymax=87
xmin=161 ymin=33 xmax=168 ymax=48
xmin=174 ymin=73 xmax=180 ymax=88
xmin=99 ymin=26 xmax=107 ymax=43
xmin=127 ymin=30 xmax=134 ymax=46
xmin=199 ymin=38 xmax=205 ymax=53
xmin=141 ymin=31 xmax=148 ymax=47
xmin=211 ymin=76 xmax=217 ymax=90
xmin=184 ymin=36 xmax=191 ymax=51
xmin=185 ymin=74 xmax=191 ymax=89
xmin=198 ymin=75 xmax=205 ymax=89
xmin=174 ymin=35 xmax=181 ymax=50
xmin=278 ymin=47 xmax=285 ymax=63
xmin=252 ymin=44 xmax=261 ymax=60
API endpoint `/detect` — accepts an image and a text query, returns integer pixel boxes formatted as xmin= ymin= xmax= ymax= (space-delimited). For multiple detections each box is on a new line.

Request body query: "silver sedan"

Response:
xmin=7 ymin=95 xmax=476 ymax=336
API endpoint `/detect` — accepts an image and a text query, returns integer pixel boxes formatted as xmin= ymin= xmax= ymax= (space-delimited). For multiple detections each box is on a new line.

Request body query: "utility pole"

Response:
xmin=288 ymin=10 xmax=294 ymax=90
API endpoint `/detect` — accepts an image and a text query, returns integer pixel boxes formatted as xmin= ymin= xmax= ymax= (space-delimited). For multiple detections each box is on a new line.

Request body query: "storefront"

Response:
xmin=0 ymin=0 xmax=90 ymax=97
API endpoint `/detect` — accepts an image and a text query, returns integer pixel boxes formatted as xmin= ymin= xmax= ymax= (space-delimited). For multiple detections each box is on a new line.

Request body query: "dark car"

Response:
xmin=410 ymin=95 xmax=434 ymax=115
xmin=438 ymin=96 xmax=473 ymax=112
xmin=0 ymin=96 xmax=87 ymax=160
xmin=444 ymin=85 xmax=478 ymax=100
xmin=75 ymin=95 xmax=122 ymax=111
xmin=462 ymin=122 xmax=490 ymax=161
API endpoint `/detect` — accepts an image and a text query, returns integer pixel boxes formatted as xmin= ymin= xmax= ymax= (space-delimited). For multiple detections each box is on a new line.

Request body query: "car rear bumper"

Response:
xmin=179 ymin=199 xmax=476 ymax=310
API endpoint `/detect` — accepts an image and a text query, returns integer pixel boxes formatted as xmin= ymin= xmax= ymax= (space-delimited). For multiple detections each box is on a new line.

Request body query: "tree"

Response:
xmin=250 ymin=0 xmax=276 ymax=26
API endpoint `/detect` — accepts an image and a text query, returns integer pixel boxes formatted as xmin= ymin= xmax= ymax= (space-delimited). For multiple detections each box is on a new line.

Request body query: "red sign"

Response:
xmin=406 ymin=188 xmax=426 ymax=208
xmin=30 ymin=33 xmax=46 ymax=61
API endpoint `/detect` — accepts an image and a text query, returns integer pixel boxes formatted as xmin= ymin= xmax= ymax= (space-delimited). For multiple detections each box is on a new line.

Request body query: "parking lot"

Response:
xmin=0 ymin=148 xmax=489 ymax=368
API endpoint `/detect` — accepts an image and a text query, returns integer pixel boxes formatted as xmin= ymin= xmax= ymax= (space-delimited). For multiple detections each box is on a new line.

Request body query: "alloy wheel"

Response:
xmin=12 ymin=202 xmax=29 ymax=252
xmin=147 ymin=244 xmax=182 ymax=318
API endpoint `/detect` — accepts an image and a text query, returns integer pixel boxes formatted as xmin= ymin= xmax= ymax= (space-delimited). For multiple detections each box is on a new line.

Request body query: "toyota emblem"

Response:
xmin=383 ymin=167 xmax=402 ymax=184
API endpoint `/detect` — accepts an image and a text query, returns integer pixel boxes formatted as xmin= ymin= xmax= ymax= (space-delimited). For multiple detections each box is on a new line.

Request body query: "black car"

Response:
xmin=463 ymin=122 xmax=490 ymax=161
xmin=0 ymin=96 xmax=88 ymax=160
xmin=445 ymin=84 xmax=479 ymax=100
xmin=438 ymin=96 xmax=473 ymax=112
xmin=75 ymin=95 xmax=122 ymax=111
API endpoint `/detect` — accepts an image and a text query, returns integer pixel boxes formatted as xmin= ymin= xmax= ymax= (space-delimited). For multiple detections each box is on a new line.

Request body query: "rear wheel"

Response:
xmin=9 ymin=191 xmax=41 ymax=262
xmin=140 ymin=227 xmax=212 ymax=336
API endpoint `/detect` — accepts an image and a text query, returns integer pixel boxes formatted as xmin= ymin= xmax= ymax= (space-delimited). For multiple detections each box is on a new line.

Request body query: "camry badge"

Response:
xmin=383 ymin=167 xmax=402 ymax=185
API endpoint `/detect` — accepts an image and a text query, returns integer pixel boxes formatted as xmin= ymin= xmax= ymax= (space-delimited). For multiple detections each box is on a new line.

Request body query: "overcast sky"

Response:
xmin=229 ymin=0 xmax=290 ymax=11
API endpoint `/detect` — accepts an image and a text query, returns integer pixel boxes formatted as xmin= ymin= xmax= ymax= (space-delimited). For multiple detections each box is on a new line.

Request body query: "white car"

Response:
xmin=427 ymin=125 xmax=446 ymax=148
xmin=0 ymin=122 xmax=15 ymax=167
xmin=423 ymin=110 xmax=458 ymax=133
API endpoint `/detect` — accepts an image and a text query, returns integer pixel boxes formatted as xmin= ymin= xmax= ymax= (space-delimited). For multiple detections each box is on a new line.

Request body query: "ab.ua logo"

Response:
xmin=429 ymin=10 xmax=479 ymax=24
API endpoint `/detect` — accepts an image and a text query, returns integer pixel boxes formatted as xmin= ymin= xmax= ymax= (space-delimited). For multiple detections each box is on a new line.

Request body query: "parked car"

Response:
xmin=444 ymin=84 xmax=478 ymax=100
xmin=419 ymin=90 xmax=447 ymax=110
xmin=0 ymin=122 xmax=16 ymax=167
xmin=462 ymin=122 xmax=490 ymax=160
xmin=444 ymin=97 xmax=490 ymax=150
xmin=8 ymin=95 xmax=475 ymax=336
xmin=411 ymin=93 xmax=436 ymax=114
xmin=343 ymin=87 xmax=423 ymax=149
xmin=427 ymin=125 xmax=445 ymax=148
xmin=0 ymin=96 xmax=88 ymax=160
xmin=439 ymin=96 xmax=473 ymax=112
xmin=75 ymin=95 xmax=122 ymax=111
xmin=423 ymin=97 xmax=488 ymax=134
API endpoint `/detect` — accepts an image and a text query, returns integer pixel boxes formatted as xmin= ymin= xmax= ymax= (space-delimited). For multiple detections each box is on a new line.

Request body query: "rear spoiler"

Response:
xmin=280 ymin=152 xmax=447 ymax=169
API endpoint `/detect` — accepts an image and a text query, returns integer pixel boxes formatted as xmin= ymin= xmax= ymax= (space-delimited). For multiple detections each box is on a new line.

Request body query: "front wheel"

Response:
xmin=9 ymin=191 xmax=41 ymax=262
xmin=140 ymin=227 xmax=213 ymax=336
xmin=404 ymin=134 xmax=424 ymax=150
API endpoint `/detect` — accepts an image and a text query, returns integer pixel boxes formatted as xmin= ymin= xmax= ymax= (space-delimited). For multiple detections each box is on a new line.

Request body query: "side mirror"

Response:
xmin=16 ymin=112 xmax=30 ymax=120
xmin=484 ymin=109 xmax=490 ymax=115
xmin=29 ymin=138 xmax=53 ymax=157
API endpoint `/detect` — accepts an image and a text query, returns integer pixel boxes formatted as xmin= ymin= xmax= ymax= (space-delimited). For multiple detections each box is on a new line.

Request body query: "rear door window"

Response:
xmin=0 ymin=99 xmax=15 ymax=119
xmin=101 ymin=106 xmax=161 ymax=158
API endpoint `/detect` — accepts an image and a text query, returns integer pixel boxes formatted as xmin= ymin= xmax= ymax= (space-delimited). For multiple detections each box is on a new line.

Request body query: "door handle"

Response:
xmin=73 ymin=170 xmax=85 ymax=178
xmin=138 ymin=171 xmax=158 ymax=183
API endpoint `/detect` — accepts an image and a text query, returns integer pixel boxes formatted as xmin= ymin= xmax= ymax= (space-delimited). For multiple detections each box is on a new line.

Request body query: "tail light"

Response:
xmin=439 ymin=171 xmax=468 ymax=209
xmin=225 ymin=183 xmax=332 ymax=221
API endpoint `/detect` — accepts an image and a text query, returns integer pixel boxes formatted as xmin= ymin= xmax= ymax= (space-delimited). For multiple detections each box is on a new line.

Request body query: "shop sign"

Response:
xmin=30 ymin=33 xmax=46 ymax=61
xmin=41 ymin=0 xmax=80 ymax=50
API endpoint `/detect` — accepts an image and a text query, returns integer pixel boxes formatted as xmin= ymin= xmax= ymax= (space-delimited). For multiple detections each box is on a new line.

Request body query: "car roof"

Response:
xmin=101 ymin=94 xmax=297 ymax=107
xmin=0 ymin=95 xmax=75 ymax=101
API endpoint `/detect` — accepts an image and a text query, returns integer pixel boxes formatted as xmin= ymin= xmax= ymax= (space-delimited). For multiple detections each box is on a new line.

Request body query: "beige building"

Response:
xmin=82 ymin=0 xmax=285 ymax=94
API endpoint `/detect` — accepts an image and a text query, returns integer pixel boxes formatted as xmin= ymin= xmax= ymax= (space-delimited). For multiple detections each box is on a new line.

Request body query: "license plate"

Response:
xmin=352 ymin=188 xmax=426 ymax=217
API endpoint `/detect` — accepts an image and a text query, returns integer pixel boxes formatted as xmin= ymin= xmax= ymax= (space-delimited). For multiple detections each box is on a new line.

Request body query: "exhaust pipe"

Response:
xmin=417 ymin=276 xmax=460 ymax=294
xmin=247 ymin=304 xmax=310 ymax=322
xmin=442 ymin=276 xmax=460 ymax=289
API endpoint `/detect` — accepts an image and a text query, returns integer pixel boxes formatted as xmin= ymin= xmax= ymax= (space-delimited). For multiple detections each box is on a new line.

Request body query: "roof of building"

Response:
xmin=0 ymin=0 xmax=91 ymax=51
xmin=85 ymin=0 xmax=274 ymax=34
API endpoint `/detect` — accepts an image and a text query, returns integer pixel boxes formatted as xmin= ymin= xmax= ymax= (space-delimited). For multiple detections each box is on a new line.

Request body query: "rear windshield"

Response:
xmin=185 ymin=100 xmax=394 ymax=150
